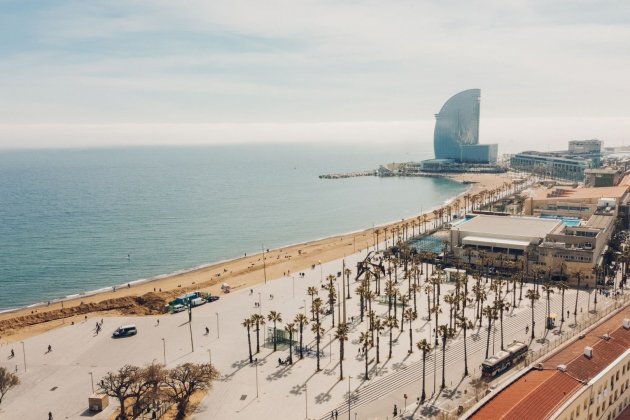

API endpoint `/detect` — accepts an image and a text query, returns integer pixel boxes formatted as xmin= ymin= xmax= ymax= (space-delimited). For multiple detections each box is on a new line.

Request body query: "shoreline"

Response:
xmin=0 ymin=172 xmax=513 ymax=342
xmin=0 ymin=176 xmax=471 ymax=315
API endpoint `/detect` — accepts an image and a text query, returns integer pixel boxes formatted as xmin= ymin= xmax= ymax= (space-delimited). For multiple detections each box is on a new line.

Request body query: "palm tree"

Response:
xmin=431 ymin=304 xmax=442 ymax=346
xmin=324 ymin=275 xmax=337 ymax=326
xmin=307 ymin=286 xmax=318 ymax=321
xmin=311 ymin=322 xmax=325 ymax=372
xmin=457 ymin=316 xmax=474 ymax=376
xmin=495 ymin=300 xmax=510 ymax=350
xmin=542 ymin=282 xmax=555 ymax=328
xmin=416 ymin=339 xmax=433 ymax=403
xmin=242 ymin=317 xmax=254 ymax=363
xmin=293 ymin=313 xmax=309 ymax=360
xmin=444 ymin=293 xmax=457 ymax=330
xmin=385 ymin=280 xmax=396 ymax=317
xmin=355 ymin=283 xmax=366 ymax=322
xmin=482 ymin=305 xmax=496 ymax=358
xmin=556 ymin=281 xmax=568 ymax=323
xmin=438 ymin=324 xmax=452 ymax=389
xmin=251 ymin=314 xmax=265 ymax=354
xmin=267 ymin=311 xmax=282 ymax=352
xmin=399 ymin=294 xmax=409 ymax=331
xmin=410 ymin=283 xmax=421 ymax=315
xmin=526 ymin=288 xmax=540 ymax=339
xmin=403 ymin=308 xmax=416 ymax=353
xmin=359 ymin=330 xmax=372 ymax=380
xmin=423 ymin=283 xmax=433 ymax=321
xmin=373 ymin=318 xmax=384 ymax=364
xmin=285 ymin=322 xmax=296 ymax=364
xmin=334 ymin=322 xmax=349 ymax=380
xmin=384 ymin=315 xmax=398 ymax=359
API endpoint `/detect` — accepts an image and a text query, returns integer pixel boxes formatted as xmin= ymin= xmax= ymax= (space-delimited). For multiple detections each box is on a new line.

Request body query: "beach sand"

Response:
xmin=0 ymin=172 xmax=517 ymax=342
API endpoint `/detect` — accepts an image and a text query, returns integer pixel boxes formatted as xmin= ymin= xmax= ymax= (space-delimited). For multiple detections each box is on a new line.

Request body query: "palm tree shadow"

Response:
xmin=222 ymin=358 xmax=254 ymax=382
xmin=315 ymin=377 xmax=342 ymax=405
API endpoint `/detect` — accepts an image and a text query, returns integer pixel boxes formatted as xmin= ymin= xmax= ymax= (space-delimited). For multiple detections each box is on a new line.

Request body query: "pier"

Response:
xmin=318 ymin=170 xmax=377 ymax=179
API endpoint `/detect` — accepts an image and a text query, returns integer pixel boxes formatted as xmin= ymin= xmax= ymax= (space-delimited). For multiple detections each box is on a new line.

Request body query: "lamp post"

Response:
xmin=20 ymin=341 xmax=26 ymax=372
xmin=89 ymin=371 xmax=94 ymax=394
xmin=208 ymin=348 xmax=212 ymax=366
xmin=161 ymin=338 xmax=166 ymax=365
xmin=216 ymin=312 xmax=220 ymax=339
xmin=262 ymin=245 xmax=268 ymax=284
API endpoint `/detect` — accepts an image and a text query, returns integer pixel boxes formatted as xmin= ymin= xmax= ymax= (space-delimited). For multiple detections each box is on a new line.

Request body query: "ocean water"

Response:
xmin=0 ymin=142 xmax=466 ymax=310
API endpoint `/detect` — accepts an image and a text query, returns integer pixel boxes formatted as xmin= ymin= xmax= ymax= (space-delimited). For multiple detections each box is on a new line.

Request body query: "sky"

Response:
xmin=0 ymin=0 xmax=629 ymax=151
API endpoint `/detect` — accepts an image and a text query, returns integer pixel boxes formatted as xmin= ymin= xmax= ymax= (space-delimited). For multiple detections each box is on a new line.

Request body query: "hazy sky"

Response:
xmin=1 ymin=0 xmax=629 ymax=150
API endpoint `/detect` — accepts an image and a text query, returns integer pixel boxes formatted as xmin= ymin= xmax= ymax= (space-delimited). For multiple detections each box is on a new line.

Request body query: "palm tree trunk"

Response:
xmin=421 ymin=352 xmax=427 ymax=403
xmin=441 ymin=335 xmax=447 ymax=389
xmin=485 ymin=317 xmax=492 ymax=358
xmin=339 ymin=341 xmax=344 ymax=380
xmin=316 ymin=333 xmax=321 ymax=371
xmin=560 ymin=290 xmax=565 ymax=322
xmin=389 ymin=327 xmax=393 ymax=359
xmin=364 ymin=344 xmax=369 ymax=380
xmin=273 ymin=322 xmax=277 ymax=352
xmin=531 ymin=300 xmax=535 ymax=339
xmin=409 ymin=321 xmax=413 ymax=353
xmin=376 ymin=333 xmax=380 ymax=364
xmin=289 ymin=332 xmax=293 ymax=364
xmin=256 ymin=324 xmax=260 ymax=353
xmin=247 ymin=327 xmax=253 ymax=363
xmin=463 ymin=326 xmax=469 ymax=376
xmin=500 ymin=310 xmax=504 ymax=350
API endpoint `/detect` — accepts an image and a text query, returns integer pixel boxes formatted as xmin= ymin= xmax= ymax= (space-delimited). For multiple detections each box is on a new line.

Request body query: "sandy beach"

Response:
xmin=0 ymin=172 xmax=517 ymax=342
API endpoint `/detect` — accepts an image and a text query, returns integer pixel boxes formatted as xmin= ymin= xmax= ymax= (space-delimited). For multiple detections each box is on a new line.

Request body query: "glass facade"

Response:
xmin=434 ymin=89 xmax=481 ymax=162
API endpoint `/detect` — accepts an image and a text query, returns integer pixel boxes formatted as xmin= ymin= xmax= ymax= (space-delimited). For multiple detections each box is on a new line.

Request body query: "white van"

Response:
xmin=172 ymin=304 xmax=186 ymax=313
xmin=112 ymin=324 xmax=137 ymax=338
xmin=190 ymin=297 xmax=206 ymax=307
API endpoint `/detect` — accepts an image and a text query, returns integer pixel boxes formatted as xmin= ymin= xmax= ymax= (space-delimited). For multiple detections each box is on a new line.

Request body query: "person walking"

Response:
xmin=205 ymin=326 xmax=210 ymax=335
xmin=48 ymin=412 xmax=53 ymax=420
xmin=10 ymin=349 xmax=14 ymax=358
xmin=47 ymin=344 xmax=52 ymax=353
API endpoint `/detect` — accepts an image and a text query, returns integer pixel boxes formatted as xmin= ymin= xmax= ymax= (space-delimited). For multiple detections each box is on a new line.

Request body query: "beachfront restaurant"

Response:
xmin=449 ymin=214 xmax=563 ymax=271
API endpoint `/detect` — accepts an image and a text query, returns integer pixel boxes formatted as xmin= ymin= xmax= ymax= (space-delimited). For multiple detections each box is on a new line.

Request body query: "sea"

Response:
xmin=0 ymin=142 xmax=467 ymax=310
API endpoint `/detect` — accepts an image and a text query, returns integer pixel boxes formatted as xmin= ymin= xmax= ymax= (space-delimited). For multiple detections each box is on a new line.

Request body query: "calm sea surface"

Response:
xmin=0 ymin=143 xmax=466 ymax=310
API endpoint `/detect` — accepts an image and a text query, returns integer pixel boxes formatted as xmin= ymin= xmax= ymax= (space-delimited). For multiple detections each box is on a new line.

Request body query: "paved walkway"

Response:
xmin=0 ymin=243 xmax=623 ymax=420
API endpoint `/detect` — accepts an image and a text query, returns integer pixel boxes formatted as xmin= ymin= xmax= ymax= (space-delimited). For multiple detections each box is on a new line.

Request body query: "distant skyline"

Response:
xmin=1 ymin=1 xmax=629 ymax=149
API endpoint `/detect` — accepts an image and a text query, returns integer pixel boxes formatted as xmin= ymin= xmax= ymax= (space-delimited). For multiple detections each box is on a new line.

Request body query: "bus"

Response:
xmin=481 ymin=341 xmax=528 ymax=377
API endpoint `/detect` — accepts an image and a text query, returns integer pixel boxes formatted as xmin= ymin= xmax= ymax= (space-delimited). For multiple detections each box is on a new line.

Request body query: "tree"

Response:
xmin=482 ymin=305 xmax=496 ymax=359
xmin=403 ymin=308 xmax=417 ymax=353
xmin=542 ymin=282 xmax=555 ymax=328
xmin=0 ymin=367 xmax=19 ymax=405
xmin=334 ymin=322 xmax=349 ymax=380
xmin=416 ymin=339 xmax=432 ymax=403
xmin=285 ymin=322 xmax=296 ymax=364
xmin=526 ymin=289 xmax=540 ymax=339
xmin=251 ymin=314 xmax=266 ymax=354
xmin=495 ymin=300 xmax=510 ymax=350
xmin=99 ymin=365 xmax=142 ymax=420
xmin=133 ymin=362 xmax=167 ymax=415
xmin=307 ymin=286 xmax=318 ymax=321
xmin=163 ymin=363 xmax=220 ymax=419
xmin=373 ymin=317 xmax=385 ymax=364
xmin=311 ymin=320 xmax=324 ymax=372
xmin=384 ymin=315 xmax=398 ymax=359
xmin=359 ymin=330 xmax=372 ymax=380
xmin=242 ymin=317 xmax=254 ymax=363
xmin=267 ymin=310 xmax=282 ymax=352
xmin=456 ymin=316 xmax=474 ymax=376
xmin=438 ymin=324 xmax=453 ymax=390
xmin=293 ymin=313 xmax=309 ymax=360
xmin=324 ymin=275 xmax=337 ymax=326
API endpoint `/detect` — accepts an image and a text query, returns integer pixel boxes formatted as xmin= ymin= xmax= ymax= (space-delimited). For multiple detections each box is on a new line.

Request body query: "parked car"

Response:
xmin=112 ymin=324 xmax=137 ymax=338
xmin=190 ymin=297 xmax=206 ymax=307
xmin=207 ymin=296 xmax=220 ymax=302
xmin=172 ymin=304 xmax=186 ymax=313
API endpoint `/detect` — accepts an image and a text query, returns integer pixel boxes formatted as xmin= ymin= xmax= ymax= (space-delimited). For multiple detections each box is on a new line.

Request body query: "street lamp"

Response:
xmin=20 ymin=341 xmax=26 ymax=372
xmin=208 ymin=348 xmax=212 ymax=366
xmin=89 ymin=371 xmax=94 ymax=394
xmin=216 ymin=312 xmax=220 ymax=339
xmin=161 ymin=338 xmax=166 ymax=365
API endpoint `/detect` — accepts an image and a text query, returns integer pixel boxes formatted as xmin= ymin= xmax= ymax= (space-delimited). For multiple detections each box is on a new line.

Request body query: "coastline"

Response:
xmin=0 ymin=172 xmax=512 ymax=342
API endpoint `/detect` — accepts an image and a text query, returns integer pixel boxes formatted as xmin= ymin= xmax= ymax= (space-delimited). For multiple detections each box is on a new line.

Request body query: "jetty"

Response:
xmin=318 ymin=170 xmax=377 ymax=179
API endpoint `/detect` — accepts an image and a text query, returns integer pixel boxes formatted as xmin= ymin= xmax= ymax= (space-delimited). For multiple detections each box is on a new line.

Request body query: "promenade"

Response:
xmin=0 ymin=235 xmax=624 ymax=419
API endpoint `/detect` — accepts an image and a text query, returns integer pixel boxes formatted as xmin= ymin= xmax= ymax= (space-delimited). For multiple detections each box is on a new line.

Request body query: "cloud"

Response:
xmin=0 ymin=0 xmax=629 ymax=148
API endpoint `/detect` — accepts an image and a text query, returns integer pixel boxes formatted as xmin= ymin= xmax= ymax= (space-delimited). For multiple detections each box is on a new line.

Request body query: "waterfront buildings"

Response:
xmin=510 ymin=140 xmax=603 ymax=182
xmin=431 ymin=89 xmax=498 ymax=164
xmin=468 ymin=308 xmax=630 ymax=420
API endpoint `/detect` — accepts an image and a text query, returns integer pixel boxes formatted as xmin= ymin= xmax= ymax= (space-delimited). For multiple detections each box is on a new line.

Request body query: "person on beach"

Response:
xmin=10 ymin=349 xmax=14 ymax=358
xmin=205 ymin=326 xmax=209 ymax=335
xmin=47 ymin=344 xmax=52 ymax=353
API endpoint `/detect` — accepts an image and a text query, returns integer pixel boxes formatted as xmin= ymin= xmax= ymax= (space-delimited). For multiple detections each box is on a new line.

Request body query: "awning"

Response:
xmin=462 ymin=236 xmax=531 ymax=250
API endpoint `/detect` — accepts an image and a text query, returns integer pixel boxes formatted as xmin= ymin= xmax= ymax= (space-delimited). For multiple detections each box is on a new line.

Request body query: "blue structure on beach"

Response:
xmin=433 ymin=89 xmax=497 ymax=164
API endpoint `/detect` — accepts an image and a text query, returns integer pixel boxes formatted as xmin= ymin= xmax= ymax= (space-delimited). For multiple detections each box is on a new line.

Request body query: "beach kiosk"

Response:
xmin=88 ymin=394 xmax=109 ymax=412
xmin=547 ymin=313 xmax=557 ymax=329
